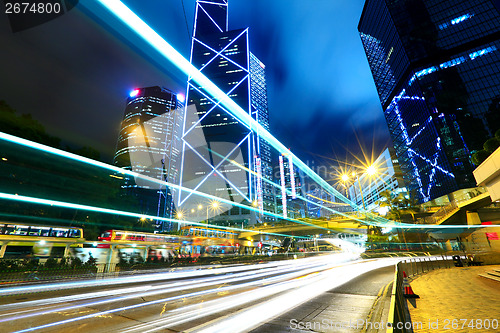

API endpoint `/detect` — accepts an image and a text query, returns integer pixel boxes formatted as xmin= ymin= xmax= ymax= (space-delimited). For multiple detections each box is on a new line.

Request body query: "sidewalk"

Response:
xmin=407 ymin=265 xmax=500 ymax=332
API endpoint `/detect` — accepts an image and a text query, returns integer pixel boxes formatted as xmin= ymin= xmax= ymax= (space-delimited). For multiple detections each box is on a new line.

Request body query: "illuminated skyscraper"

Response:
xmin=179 ymin=0 xmax=274 ymax=225
xmin=250 ymin=53 xmax=275 ymax=222
xmin=277 ymin=153 xmax=306 ymax=219
xmin=359 ymin=0 xmax=500 ymax=202
xmin=114 ymin=86 xmax=183 ymax=231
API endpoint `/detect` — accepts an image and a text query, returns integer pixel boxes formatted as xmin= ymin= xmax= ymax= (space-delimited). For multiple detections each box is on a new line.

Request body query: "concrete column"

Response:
xmin=63 ymin=244 xmax=71 ymax=258
xmin=0 ymin=241 xmax=9 ymax=258
xmin=466 ymin=211 xmax=481 ymax=225
xmin=144 ymin=246 xmax=150 ymax=261
xmin=106 ymin=245 xmax=117 ymax=273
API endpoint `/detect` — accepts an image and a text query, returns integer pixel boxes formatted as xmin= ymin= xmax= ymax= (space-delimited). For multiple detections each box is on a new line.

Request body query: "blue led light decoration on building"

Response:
xmin=114 ymin=86 xmax=184 ymax=232
xmin=178 ymin=0 xmax=275 ymax=225
xmin=359 ymin=0 xmax=500 ymax=203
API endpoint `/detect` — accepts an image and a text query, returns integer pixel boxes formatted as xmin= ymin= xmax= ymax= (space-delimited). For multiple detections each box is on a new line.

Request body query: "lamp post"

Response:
xmin=206 ymin=201 xmax=220 ymax=224
xmin=341 ymin=174 xmax=350 ymax=200
xmin=341 ymin=164 xmax=378 ymax=235
xmin=352 ymin=171 xmax=367 ymax=211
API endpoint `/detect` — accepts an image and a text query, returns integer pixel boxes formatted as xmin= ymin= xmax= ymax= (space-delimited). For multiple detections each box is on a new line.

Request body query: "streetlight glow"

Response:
xmin=366 ymin=165 xmax=377 ymax=176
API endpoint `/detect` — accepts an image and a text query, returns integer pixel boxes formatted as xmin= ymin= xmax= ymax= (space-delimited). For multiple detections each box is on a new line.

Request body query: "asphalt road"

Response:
xmin=251 ymin=265 xmax=396 ymax=333
xmin=0 ymin=254 xmax=399 ymax=333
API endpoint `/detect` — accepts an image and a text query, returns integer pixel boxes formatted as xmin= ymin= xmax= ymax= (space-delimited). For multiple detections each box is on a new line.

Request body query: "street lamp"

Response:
xmin=366 ymin=165 xmax=377 ymax=176
xmin=351 ymin=171 xmax=367 ymax=211
xmin=343 ymin=163 xmax=379 ymax=211
xmin=206 ymin=200 xmax=220 ymax=224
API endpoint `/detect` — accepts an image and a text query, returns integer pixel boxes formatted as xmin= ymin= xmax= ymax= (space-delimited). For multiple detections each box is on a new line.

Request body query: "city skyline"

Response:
xmin=0 ymin=0 xmax=388 ymax=166
xmin=0 ymin=3 xmax=499 ymax=329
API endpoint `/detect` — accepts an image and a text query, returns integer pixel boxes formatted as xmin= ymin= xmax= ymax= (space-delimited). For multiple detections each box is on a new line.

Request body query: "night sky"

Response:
xmin=1 ymin=0 xmax=390 ymax=167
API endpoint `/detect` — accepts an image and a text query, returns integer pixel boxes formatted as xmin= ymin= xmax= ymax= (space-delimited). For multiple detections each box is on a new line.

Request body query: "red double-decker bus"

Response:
xmin=97 ymin=230 xmax=180 ymax=247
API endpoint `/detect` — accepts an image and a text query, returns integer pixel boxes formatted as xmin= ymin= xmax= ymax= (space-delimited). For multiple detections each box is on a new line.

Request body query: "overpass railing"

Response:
xmin=417 ymin=187 xmax=487 ymax=225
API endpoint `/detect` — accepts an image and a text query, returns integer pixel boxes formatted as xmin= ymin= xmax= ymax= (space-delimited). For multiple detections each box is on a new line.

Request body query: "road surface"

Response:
xmin=0 ymin=254 xmax=399 ymax=332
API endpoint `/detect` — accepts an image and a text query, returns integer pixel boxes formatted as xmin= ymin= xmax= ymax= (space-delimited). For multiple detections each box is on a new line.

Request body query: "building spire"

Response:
xmin=193 ymin=0 xmax=228 ymax=39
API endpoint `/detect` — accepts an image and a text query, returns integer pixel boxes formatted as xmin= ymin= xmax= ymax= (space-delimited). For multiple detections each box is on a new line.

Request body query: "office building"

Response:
xmin=358 ymin=0 xmax=500 ymax=202
xmin=114 ymin=86 xmax=183 ymax=231
xmin=276 ymin=153 xmax=306 ymax=219
xmin=179 ymin=0 xmax=275 ymax=225
xmin=306 ymin=188 xmax=340 ymax=218
xmin=250 ymin=53 xmax=276 ymax=222
xmin=348 ymin=148 xmax=407 ymax=210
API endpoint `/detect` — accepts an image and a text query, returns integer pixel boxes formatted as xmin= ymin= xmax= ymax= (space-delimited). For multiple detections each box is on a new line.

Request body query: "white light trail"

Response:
xmin=9 ymin=255 xmax=358 ymax=332
xmin=79 ymin=1 xmax=493 ymax=230
xmin=0 ymin=257 xmax=316 ymax=297
xmin=89 ymin=0 xmax=351 ymax=206
xmin=190 ymin=258 xmax=399 ymax=333
xmin=0 ymin=190 xmax=309 ymax=239
xmin=1 ymin=258 xmax=334 ymax=323
xmin=0 ymin=130 xmax=348 ymax=234
xmin=113 ymin=256 xmax=397 ymax=333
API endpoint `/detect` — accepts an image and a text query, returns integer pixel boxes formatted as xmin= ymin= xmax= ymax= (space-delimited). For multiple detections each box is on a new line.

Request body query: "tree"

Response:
xmin=377 ymin=190 xmax=419 ymax=222
xmin=0 ymin=100 xmax=61 ymax=148
xmin=472 ymin=150 xmax=490 ymax=166
xmin=484 ymin=137 xmax=500 ymax=153
xmin=471 ymin=133 xmax=500 ymax=167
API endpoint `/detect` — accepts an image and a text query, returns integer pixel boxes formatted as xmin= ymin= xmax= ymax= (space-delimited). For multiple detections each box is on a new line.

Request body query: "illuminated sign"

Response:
xmin=129 ymin=89 xmax=140 ymax=97
xmin=288 ymin=154 xmax=296 ymax=199
xmin=279 ymin=155 xmax=287 ymax=217
xmin=255 ymin=156 xmax=264 ymax=214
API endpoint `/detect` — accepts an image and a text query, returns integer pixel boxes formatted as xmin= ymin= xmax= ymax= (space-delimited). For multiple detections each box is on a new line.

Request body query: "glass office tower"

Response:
xmin=179 ymin=0 xmax=275 ymax=224
xmin=358 ymin=0 xmax=500 ymax=203
xmin=250 ymin=53 xmax=275 ymax=222
xmin=114 ymin=86 xmax=183 ymax=231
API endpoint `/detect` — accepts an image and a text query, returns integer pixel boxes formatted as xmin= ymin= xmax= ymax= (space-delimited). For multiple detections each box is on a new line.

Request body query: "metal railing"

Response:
xmin=418 ymin=187 xmax=487 ymax=225
xmin=398 ymin=256 xmax=453 ymax=277
xmin=386 ymin=256 xmax=453 ymax=333
xmin=386 ymin=265 xmax=411 ymax=333
xmin=418 ymin=202 xmax=458 ymax=224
